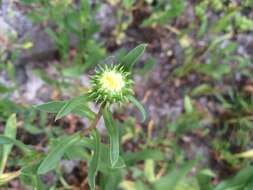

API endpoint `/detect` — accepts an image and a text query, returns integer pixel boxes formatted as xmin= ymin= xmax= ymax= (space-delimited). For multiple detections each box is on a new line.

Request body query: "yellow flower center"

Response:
xmin=100 ymin=71 xmax=125 ymax=92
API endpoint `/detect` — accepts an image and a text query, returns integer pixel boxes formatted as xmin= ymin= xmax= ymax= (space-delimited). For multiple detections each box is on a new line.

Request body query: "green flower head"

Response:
xmin=89 ymin=64 xmax=134 ymax=104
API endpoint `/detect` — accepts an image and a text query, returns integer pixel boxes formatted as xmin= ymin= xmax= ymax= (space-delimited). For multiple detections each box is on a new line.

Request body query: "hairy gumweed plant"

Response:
xmin=31 ymin=44 xmax=147 ymax=189
xmin=0 ymin=44 xmax=147 ymax=189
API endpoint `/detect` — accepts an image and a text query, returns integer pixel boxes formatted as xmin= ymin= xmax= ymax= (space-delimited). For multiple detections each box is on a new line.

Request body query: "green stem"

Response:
xmin=84 ymin=104 xmax=105 ymax=134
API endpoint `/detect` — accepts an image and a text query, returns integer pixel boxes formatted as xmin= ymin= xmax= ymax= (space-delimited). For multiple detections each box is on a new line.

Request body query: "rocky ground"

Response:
xmin=1 ymin=0 xmax=253 ymax=189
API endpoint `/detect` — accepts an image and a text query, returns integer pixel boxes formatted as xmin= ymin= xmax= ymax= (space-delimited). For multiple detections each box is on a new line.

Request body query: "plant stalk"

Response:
xmin=84 ymin=104 xmax=105 ymax=134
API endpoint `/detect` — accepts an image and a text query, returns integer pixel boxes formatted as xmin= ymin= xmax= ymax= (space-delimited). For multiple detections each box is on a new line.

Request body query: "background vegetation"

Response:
xmin=1 ymin=0 xmax=253 ymax=189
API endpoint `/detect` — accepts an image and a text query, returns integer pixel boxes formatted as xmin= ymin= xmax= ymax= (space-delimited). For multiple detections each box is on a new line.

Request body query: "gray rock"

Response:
xmin=1 ymin=0 xmax=33 ymax=37
xmin=16 ymin=26 xmax=57 ymax=64
xmin=61 ymin=160 xmax=79 ymax=174
xmin=1 ymin=0 xmax=58 ymax=64
xmin=96 ymin=3 xmax=116 ymax=34
xmin=0 ymin=16 xmax=17 ymax=50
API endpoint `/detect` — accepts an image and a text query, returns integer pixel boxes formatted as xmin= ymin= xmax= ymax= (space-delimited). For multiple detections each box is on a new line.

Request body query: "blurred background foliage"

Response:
xmin=1 ymin=0 xmax=253 ymax=189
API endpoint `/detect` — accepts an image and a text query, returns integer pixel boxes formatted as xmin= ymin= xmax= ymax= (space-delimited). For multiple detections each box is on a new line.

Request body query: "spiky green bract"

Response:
xmin=89 ymin=64 xmax=134 ymax=105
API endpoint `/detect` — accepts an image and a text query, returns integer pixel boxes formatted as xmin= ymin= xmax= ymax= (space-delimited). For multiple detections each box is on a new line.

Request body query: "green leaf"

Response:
xmin=100 ymin=170 xmax=122 ymax=190
xmin=123 ymin=149 xmax=164 ymax=165
xmin=72 ymin=105 xmax=95 ymax=120
xmin=88 ymin=130 xmax=101 ymax=190
xmin=0 ymin=135 xmax=31 ymax=155
xmin=110 ymin=157 xmax=125 ymax=169
xmin=144 ymin=159 xmax=156 ymax=182
xmin=98 ymin=144 xmax=126 ymax=173
xmin=34 ymin=95 xmax=95 ymax=120
xmin=37 ymin=133 xmax=81 ymax=174
xmin=0 ymin=114 xmax=17 ymax=174
xmin=121 ymin=44 xmax=147 ymax=71
xmin=211 ymin=11 xmax=236 ymax=33
xmin=120 ymin=180 xmax=150 ymax=190
xmin=23 ymin=124 xmax=44 ymax=135
xmin=142 ymin=0 xmax=186 ymax=26
xmin=123 ymin=0 xmax=135 ymax=9
xmin=31 ymin=175 xmax=46 ymax=190
xmin=127 ymin=95 xmax=146 ymax=123
xmin=102 ymin=108 xmax=119 ymax=167
xmin=215 ymin=166 xmax=253 ymax=190
xmin=191 ymin=84 xmax=218 ymax=96
xmin=154 ymin=160 xmax=197 ymax=190
xmin=20 ymin=163 xmax=46 ymax=190
xmin=34 ymin=101 xmax=66 ymax=113
xmin=55 ymin=95 xmax=90 ymax=120
xmin=184 ymin=96 xmax=193 ymax=113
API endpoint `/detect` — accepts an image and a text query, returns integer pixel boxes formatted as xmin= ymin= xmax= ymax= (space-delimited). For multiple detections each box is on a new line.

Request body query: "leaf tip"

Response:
xmin=143 ymin=43 xmax=148 ymax=47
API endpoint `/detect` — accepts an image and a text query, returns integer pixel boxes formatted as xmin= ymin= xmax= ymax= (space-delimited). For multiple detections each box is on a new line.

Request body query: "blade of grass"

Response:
xmin=37 ymin=133 xmax=81 ymax=174
xmin=0 ymin=114 xmax=17 ymax=174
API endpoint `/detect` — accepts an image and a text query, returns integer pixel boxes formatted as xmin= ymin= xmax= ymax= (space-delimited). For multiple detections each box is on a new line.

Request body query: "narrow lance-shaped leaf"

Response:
xmin=154 ymin=160 xmax=197 ymax=190
xmin=127 ymin=95 xmax=146 ymax=123
xmin=88 ymin=129 xmax=100 ymax=190
xmin=102 ymin=107 xmax=119 ymax=167
xmin=35 ymin=100 xmax=95 ymax=120
xmin=121 ymin=44 xmax=147 ymax=71
xmin=214 ymin=166 xmax=253 ymax=190
xmin=0 ymin=135 xmax=31 ymax=154
xmin=31 ymin=175 xmax=46 ymax=190
xmin=123 ymin=149 xmax=165 ymax=165
xmin=37 ymin=133 xmax=81 ymax=174
xmin=97 ymin=143 xmax=126 ymax=173
xmin=184 ymin=95 xmax=193 ymax=113
xmin=55 ymin=94 xmax=90 ymax=120
xmin=34 ymin=101 xmax=66 ymax=113
xmin=144 ymin=159 xmax=156 ymax=182
xmin=0 ymin=114 xmax=17 ymax=174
